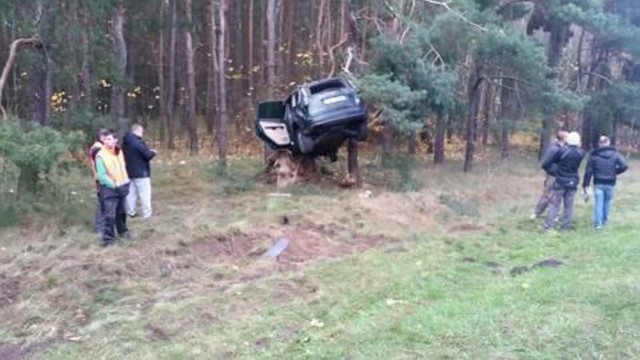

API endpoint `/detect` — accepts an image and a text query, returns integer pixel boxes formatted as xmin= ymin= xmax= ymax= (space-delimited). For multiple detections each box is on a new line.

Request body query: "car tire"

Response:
xmin=297 ymin=131 xmax=314 ymax=154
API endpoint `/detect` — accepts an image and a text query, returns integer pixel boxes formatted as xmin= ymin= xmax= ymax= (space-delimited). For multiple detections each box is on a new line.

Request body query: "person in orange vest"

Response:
xmin=95 ymin=129 xmax=132 ymax=247
xmin=89 ymin=128 xmax=109 ymax=237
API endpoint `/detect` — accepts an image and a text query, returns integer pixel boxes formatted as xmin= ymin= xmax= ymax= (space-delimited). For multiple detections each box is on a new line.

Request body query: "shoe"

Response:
xmin=529 ymin=213 xmax=538 ymax=220
xmin=128 ymin=213 xmax=137 ymax=218
xmin=119 ymin=231 xmax=133 ymax=240
xmin=101 ymin=240 xmax=115 ymax=248
xmin=595 ymin=225 xmax=603 ymax=231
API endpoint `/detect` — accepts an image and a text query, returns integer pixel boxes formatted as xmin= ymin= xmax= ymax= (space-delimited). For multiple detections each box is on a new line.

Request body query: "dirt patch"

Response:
xmin=146 ymin=324 xmax=170 ymax=341
xmin=0 ymin=343 xmax=24 ymax=360
xmin=191 ymin=222 xmax=392 ymax=264
xmin=0 ymin=274 xmax=21 ymax=308
xmin=448 ymin=223 xmax=486 ymax=233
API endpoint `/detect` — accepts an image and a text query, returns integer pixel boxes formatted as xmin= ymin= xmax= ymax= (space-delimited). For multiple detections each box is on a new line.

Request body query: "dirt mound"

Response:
xmin=191 ymin=222 xmax=391 ymax=264
xmin=0 ymin=274 xmax=21 ymax=308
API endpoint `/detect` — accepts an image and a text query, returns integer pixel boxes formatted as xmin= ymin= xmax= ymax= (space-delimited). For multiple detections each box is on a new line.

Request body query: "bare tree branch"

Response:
xmin=422 ymin=0 xmax=488 ymax=32
xmin=0 ymin=37 xmax=41 ymax=120
xmin=327 ymin=33 xmax=349 ymax=77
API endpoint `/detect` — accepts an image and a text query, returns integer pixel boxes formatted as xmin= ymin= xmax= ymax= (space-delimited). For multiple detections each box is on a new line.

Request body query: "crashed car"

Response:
xmin=256 ymin=76 xmax=368 ymax=161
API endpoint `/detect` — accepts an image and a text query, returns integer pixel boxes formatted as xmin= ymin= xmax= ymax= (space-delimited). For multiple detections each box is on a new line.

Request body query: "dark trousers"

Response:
xmin=534 ymin=174 xmax=555 ymax=216
xmin=544 ymin=188 xmax=577 ymax=230
xmin=94 ymin=185 xmax=106 ymax=235
xmin=101 ymin=186 xmax=129 ymax=245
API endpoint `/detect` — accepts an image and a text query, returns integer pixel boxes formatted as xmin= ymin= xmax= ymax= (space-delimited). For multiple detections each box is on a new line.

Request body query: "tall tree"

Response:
xmin=216 ymin=0 xmax=228 ymax=167
xmin=183 ymin=0 xmax=198 ymax=155
xmin=111 ymin=1 xmax=128 ymax=134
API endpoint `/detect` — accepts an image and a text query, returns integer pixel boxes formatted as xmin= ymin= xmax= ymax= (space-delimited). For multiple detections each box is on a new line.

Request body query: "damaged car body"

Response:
xmin=256 ymin=77 xmax=368 ymax=161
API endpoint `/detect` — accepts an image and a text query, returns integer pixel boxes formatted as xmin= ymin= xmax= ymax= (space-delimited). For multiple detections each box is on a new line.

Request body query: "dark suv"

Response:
xmin=256 ymin=77 xmax=368 ymax=161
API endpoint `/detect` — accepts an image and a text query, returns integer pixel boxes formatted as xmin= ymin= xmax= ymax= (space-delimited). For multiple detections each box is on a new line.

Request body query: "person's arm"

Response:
xmin=582 ymin=156 xmax=593 ymax=188
xmin=541 ymin=147 xmax=559 ymax=175
xmin=134 ymin=137 xmax=156 ymax=161
xmin=616 ymin=153 xmax=629 ymax=174
xmin=96 ymin=157 xmax=116 ymax=188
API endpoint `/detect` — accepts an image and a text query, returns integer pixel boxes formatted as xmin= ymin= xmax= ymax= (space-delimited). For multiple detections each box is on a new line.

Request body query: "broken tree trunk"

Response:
xmin=0 ymin=37 xmax=41 ymax=121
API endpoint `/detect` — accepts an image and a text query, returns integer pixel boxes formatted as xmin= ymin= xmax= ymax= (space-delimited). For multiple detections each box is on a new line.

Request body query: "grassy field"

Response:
xmin=1 ymin=153 xmax=639 ymax=359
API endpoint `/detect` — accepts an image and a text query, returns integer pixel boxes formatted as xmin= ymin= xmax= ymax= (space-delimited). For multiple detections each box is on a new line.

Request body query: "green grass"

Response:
xmin=1 ymin=154 xmax=639 ymax=359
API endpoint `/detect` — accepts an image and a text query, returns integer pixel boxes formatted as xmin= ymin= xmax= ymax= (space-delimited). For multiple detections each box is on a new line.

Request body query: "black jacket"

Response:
xmin=582 ymin=146 xmax=628 ymax=187
xmin=122 ymin=132 xmax=155 ymax=179
xmin=542 ymin=145 xmax=585 ymax=190
xmin=540 ymin=141 xmax=564 ymax=176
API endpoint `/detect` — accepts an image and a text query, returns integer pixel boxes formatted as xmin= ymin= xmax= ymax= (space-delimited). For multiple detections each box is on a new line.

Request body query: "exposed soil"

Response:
xmin=0 ymin=343 xmax=24 ymax=360
xmin=0 ymin=274 xmax=21 ymax=308
xmin=191 ymin=221 xmax=392 ymax=264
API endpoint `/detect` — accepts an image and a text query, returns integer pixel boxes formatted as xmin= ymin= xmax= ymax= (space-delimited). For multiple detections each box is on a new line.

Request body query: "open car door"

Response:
xmin=255 ymin=101 xmax=291 ymax=150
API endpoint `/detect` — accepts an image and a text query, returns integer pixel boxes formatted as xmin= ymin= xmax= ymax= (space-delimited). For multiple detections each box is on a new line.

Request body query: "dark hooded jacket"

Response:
xmin=582 ymin=146 xmax=628 ymax=187
xmin=542 ymin=145 xmax=585 ymax=190
xmin=122 ymin=132 xmax=155 ymax=179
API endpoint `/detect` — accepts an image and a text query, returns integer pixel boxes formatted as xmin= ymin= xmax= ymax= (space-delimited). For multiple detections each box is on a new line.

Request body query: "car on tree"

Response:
xmin=255 ymin=76 xmax=368 ymax=161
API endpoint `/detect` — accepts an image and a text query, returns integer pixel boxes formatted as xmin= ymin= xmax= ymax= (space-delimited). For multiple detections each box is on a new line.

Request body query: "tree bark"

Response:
xmin=264 ymin=0 xmax=277 ymax=162
xmin=217 ymin=0 xmax=229 ymax=167
xmin=0 ymin=37 xmax=40 ymax=121
xmin=434 ymin=114 xmax=446 ymax=164
xmin=183 ymin=0 xmax=198 ymax=155
xmin=539 ymin=23 xmax=570 ymax=158
xmin=205 ymin=0 xmax=219 ymax=135
xmin=481 ymin=82 xmax=493 ymax=147
xmin=158 ymin=0 xmax=166 ymax=142
xmin=165 ymin=0 xmax=177 ymax=149
xmin=499 ymin=78 xmax=517 ymax=158
xmin=347 ymin=138 xmax=361 ymax=186
xmin=463 ymin=66 xmax=483 ymax=173
xmin=111 ymin=2 xmax=128 ymax=135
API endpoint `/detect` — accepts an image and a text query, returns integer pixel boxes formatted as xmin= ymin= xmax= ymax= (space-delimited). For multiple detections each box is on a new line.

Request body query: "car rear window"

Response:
xmin=309 ymin=79 xmax=345 ymax=94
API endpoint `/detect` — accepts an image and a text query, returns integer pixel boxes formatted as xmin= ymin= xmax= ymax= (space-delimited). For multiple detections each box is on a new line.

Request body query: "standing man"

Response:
xmin=96 ymin=130 xmax=131 ymax=247
xmin=122 ymin=124 xmax=156 ymax=219
xmin=89 ymin=128 xmax=109 ymax=237
xmin=541 ymin=131 xmax=585 ymax=231
xmin=531 ymin=130 xmax=568 ymax=219
xmin=582 ymin=136 xmax=628 ymax=229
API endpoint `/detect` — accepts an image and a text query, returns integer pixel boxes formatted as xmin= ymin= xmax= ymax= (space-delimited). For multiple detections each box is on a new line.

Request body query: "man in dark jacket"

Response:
xmin=541 ymin=131 xmax=585 ymax=231
xmin=582 ymin=136 xmax=628 ymax=229
xmin=531 ymin=130 xmax=568 ymax=219
xmin=122 ymin=124 xmax=156 ymax=219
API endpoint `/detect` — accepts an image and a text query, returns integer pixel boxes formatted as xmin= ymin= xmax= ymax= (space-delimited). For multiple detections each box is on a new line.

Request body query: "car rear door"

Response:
xmin=255 ymin=101 xmax=291 ymax=150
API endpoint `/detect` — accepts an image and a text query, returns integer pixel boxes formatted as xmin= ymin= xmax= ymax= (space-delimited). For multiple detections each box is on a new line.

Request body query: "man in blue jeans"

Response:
xmin=582 ymin=136 xmax=628 ymax=229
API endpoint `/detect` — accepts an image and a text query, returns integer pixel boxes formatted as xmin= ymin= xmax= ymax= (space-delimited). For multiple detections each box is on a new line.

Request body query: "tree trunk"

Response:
xmin=347 ymin=138 xmax=361 ymax=186
xmin=539 ymin=23 xmax=570 ymax=158
xmin=499 ymin=78 xmax=517 ymax=159
xmin=246 ymin=0 xmax=254 ymax=100
xmin=263 ymin=0 xmax=277 ymax=162
xmin=183 ymin=0 xmax=198 ymax=156
xmin=158 ymin=0 xmax=166 ymax=143
xmin=408 ymin=132 xmax=417 ymax=155
xmin=382 ymin=121 xmax=396 ymax=164
xmin=30 ymin=0 xmax=52 ymax=126
xmin=434 ymin=114 xmax=446 ymax=164
xmin=165 ymin=0 xmax=177 ymax=149
xmin=0 ymin=37 xmax=40 ymax=120
xmin=205 ymin=0 xmax=219 ymax=135
xmin=111 ymin=2 xmax=128 ymax=135
xmin=481 ymin=82 xmax=493 ymax=147
xmin=463 ymin=66 xmax=483 ymax=173
xmin=217 ymin=0 xmax=229 ymax=167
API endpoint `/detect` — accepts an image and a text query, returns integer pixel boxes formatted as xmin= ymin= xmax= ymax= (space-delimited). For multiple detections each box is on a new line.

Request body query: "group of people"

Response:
xmin=532 ymin=130 xmax=628 ymax=231
xmin=89 ymin=125 xmax=156 ymax=247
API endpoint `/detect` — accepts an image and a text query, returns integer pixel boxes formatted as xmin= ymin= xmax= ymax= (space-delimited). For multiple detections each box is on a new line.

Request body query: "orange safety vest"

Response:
xmin=89 ymin=141 xmax=103 ymax=180
xmin=96 ymin=146 xmax=130 ymax=187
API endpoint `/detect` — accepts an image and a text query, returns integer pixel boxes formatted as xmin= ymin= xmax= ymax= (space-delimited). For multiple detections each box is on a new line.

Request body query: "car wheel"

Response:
xmin=297 ymin=131 xmax=314 ymax=154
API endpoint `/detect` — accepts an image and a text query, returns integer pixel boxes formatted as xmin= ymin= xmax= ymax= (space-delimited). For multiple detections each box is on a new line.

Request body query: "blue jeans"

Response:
xmin=593 ymin=185 xmax=615 ymax=227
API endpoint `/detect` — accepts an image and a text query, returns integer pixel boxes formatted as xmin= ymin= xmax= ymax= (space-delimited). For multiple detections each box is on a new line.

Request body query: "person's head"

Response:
xmin=96 ymin=128 xmax=109 ymax=143
xmin=566 ymin=131 xmax=581 ymax=147
xmin=598 ymin=135 xmax=611 ymax=148
xmin=103 ymin=129 xmax=118 ymax=150
xmin=556 ymin=129 xmax=569 ymax=144
xmin=131 ymin=124 xmax=144 ymax=137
